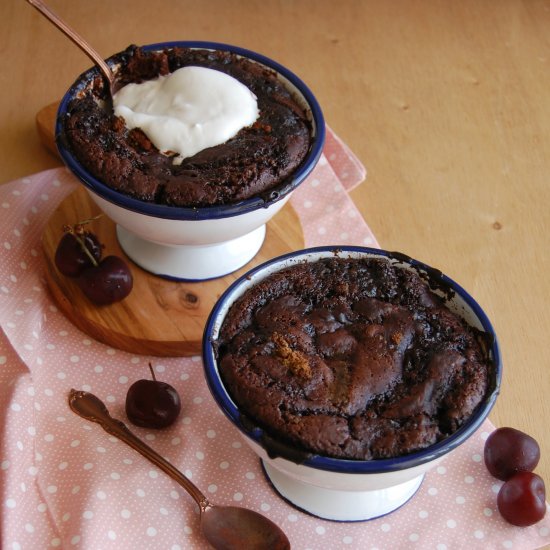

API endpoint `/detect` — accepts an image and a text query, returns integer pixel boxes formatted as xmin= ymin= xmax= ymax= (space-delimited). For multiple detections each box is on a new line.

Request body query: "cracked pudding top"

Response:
xmin=61 ymin=45 xmax=313 ymax=208
xmin=215 ymin=256 xmax=495 ymax=460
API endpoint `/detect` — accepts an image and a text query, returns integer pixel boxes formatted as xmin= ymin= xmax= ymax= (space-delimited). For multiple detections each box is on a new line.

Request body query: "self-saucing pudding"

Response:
xmin=61 ymin=45 xmax=313 ymax=207
xmin=215 ymin=256 xmax=494 ymax=460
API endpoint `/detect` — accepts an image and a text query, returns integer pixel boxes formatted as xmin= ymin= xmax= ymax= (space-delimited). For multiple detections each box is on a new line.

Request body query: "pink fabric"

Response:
xmin=1 ymin=128 xmax=549 ymax=549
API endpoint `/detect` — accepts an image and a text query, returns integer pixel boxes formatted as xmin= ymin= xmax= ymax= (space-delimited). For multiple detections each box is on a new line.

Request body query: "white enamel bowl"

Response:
xmin=203 ymin=246 xmax=501 ymax=521
xmin=56 ymin=41 xmax=325 ymax=281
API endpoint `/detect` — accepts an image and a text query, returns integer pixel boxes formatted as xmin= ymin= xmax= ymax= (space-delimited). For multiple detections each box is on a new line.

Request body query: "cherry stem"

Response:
xmin=73 ymin=233 xmax=99 ymax=268
xmin=63 ymin=215 xmax=103 ymax=268
xmin=76 ymin=214 xmax=103 ymax=227
xmin=148 ymin=362 xmax=157 ymax=382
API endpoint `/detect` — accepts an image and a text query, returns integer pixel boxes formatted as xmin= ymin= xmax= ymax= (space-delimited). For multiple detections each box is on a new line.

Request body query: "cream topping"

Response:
xmin=113 ymin=66 xmax=259 ymax=161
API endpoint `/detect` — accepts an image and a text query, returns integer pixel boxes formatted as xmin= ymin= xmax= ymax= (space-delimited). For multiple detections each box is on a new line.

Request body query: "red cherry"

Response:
xmin=484 ymin=427 xmax=540 ymax=481
xmin=77 ymin=255 xmax=133 ymax=305
xmin=55 ymin=231 xmax=102 ymax=277
xmin=497 ymin=472 xmax=546 ymax=526
xmin=125 ymin=364 xmax=181 ymax=429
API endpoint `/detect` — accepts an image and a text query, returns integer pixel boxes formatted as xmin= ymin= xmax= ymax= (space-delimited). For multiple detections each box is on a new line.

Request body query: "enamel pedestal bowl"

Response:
xmin=203 ymin=246 xmax=501 ymax=521
xmin=56 ymin=41 xmax=325 ymax=281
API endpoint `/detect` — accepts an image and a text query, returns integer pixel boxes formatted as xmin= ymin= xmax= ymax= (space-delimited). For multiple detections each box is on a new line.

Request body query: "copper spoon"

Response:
xmin=26 ymin=0 xmax=116 ymax=95
xmin=68 ymin=389 xmax=290 ymax=550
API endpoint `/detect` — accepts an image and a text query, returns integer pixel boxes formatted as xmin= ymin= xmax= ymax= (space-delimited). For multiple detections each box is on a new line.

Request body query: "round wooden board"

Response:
xmin=42 ymin=187 xmax=304 ymax=356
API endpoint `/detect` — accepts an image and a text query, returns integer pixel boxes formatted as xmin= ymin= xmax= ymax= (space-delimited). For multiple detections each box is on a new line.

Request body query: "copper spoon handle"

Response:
xmin=68 ymin=389 xmax=210 ymax=511
xmin=26 ymin=0 xmax=115 ymax=91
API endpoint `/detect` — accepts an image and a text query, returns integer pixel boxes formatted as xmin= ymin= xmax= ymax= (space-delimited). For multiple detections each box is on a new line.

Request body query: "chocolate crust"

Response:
xmin=216 ymin=257 xmax=494 ymax=460
xmin=62 ymin=45 xmax=312 ymax=207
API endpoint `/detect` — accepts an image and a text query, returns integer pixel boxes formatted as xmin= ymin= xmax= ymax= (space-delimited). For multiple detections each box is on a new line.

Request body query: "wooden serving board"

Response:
xmin=36 ymin=102 xmax=60 ymax=158
xmin=38 ymin=104 xmax=304 ymax=356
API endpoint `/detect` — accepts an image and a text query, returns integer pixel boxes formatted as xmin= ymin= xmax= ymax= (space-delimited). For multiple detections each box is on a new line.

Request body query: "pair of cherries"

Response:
xmin=484 ymin=427 xmax=546 ymax=526
xmin=54 ymin=219 xmax=133 ymax=305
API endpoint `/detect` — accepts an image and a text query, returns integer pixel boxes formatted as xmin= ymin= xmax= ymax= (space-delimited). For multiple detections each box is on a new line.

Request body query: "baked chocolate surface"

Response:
xmin=216 ymin=257 xmax=494 ymax=460
xmin=62 ymin=46 xmax=312 ymax=207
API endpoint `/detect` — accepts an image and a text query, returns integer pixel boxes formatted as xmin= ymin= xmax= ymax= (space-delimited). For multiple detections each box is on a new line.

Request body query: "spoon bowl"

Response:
xmin=202 ymin=506 xmax=291 ymax=550
xmin=68 ymin=389 xmax=290 ymax=550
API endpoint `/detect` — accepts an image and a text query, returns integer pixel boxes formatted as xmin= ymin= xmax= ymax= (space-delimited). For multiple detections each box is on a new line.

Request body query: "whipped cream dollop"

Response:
xmin=113 ymin=66 xmax=259 ymax=161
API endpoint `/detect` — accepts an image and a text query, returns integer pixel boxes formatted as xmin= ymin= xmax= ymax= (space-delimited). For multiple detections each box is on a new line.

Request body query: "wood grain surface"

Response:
xmin=2 ymin=0 xmax=549 ymax=506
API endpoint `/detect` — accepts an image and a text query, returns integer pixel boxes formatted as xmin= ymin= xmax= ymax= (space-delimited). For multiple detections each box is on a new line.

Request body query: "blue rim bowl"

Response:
xmin=55 ymin=41 xmax=326 ymax=221
xmin=203 ymin=246 xmax=502 ymax=474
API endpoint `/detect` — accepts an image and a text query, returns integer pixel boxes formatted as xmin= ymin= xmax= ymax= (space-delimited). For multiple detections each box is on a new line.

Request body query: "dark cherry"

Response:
xmin=484 ymin=427 xmax=540 ymax=481
xmin=497 ymin=471 xmax=546 ymax=526
xmin=125 ymin=364 xmax=181 ymax=429
xmin=55 ymin=231 xmax=102 ymax=277
xmin=77 ymin=255 xmax=133 ymax=305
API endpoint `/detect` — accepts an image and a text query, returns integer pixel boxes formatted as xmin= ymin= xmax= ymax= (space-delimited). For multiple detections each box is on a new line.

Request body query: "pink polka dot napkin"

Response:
xmin=1 ymin=128 xmax=549 ymax=549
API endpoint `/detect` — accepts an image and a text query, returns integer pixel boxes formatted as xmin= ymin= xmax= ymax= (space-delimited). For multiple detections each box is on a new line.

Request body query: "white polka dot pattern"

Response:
xmin=1 ymin=130 xmax=549 ymax=549
xmin=290 ymin=131 xmax=375 ymax=249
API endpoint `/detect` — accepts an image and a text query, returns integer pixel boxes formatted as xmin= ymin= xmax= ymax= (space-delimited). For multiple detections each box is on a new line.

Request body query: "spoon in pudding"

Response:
xmin=26 ymin=0 xmax=117 ymax=95
xmin=68 ymin=389 xmax=290 ymax=550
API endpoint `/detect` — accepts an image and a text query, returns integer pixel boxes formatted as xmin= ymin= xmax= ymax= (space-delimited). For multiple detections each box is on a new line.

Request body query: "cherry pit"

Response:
xmin=484 ymin=427 xmax=546 ymax=526
xmin=54 ymin=216 xmax=133 ymax=305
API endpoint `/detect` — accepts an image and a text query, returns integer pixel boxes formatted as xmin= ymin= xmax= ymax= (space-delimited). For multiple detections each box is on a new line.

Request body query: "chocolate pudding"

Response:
xmin=215 ymin=256 xmax=495 ymax=460
xmin=61 ymin=45 xmax=313 ymax=207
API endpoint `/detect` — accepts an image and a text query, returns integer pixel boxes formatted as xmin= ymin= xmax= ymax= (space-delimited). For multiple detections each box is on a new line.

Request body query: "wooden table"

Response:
xmin=2 ymin=0 xmax=549 ymax=513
